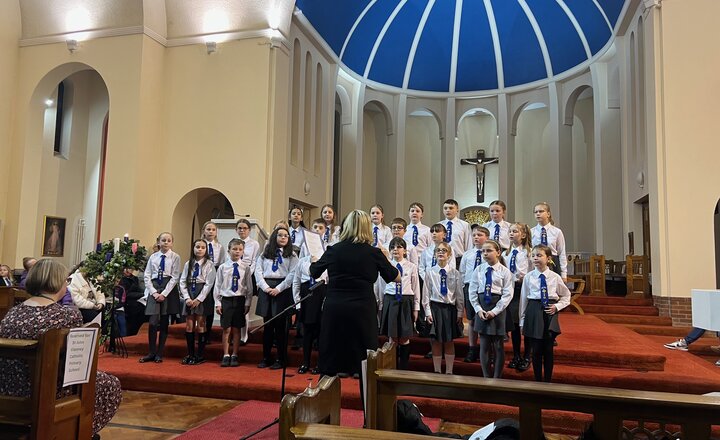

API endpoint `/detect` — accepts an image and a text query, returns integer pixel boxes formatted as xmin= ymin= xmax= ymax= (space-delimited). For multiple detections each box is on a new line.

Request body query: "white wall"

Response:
xmin=514 ymin=107 xmax=552 ymax=226
xmin=404 ymin=115 xmax=442 ymax=221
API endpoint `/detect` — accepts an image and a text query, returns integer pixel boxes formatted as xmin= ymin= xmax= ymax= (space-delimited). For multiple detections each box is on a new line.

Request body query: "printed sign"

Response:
xmin=63 ymin=327 xmax=99 ymax=386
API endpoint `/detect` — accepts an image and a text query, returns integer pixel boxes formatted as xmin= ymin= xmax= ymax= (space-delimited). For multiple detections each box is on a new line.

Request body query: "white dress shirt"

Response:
xmin=179 ymin=258 xmax=217 ymax=302
xmin=459 ymin=247 xmax=485 ymax=284
xmin=422 ymin=264 xmax=464 ymax=318
xmin=254 ymin=250 xmax=299 ymax=293
xmin=483 ymin=220 xmax=512 ymax=250
xmin=468 ymin=262 xmax=513 ymax=316
xmin=519 ymin=268 xmax=571 ymax=327
xmin=530 ymin=223 xmax=567 ymax=278
xmin=403 ymin=222 xmax=431 ymax=254
xmin=381 ymin=259 xmax=421 ymax=311
xmin=144 ymin=250 xmax=182 ymax=297
xmin=204 ymin=239 xmax=226 ymax=268
xmin=439 ymin=217 xmax=472 ymax=258
xmin=292 ymin=255 xmax=328 ymax=305
xmin=503 ymin=245 xmax=530 ymax=283
xmin=239 ymin=237 xmax=261 ymax=272
xmin=214 ymin=259 xmax=254 ymax=306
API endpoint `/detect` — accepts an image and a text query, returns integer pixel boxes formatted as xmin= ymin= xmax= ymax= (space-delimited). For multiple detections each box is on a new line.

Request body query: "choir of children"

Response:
xmin=121 ymin=199 xmax=572 ymax=382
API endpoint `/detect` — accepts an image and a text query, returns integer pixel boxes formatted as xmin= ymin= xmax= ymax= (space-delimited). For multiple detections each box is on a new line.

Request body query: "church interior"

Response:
xmin=1 ymin=0 xmax=720 ymax=438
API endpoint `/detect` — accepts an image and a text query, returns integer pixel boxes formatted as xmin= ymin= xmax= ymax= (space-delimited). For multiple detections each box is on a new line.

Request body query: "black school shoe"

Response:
xmin=193 ymin=356 xmax=206 ymax=365
xmin=298 ymin=365 xmax=309 ymax=374
xmin=139 ymin=354 xmax=156 ymax=363
xmin=154 ymin=355 xmax=163 ymax=363
xmin=516 ymin=358 xmax=531 ymax=372
xmin=508 ymin=357 xmax=519 ymax=369
xmin=269 ymin=360 xmax=283 ymax=370
xmin=230 ymin=355 xmax=240 ymax=367
xmin=221 ymin=355 xmax=231 ymax=367
xmin=181 ymin=355 xmax=194 ymax=365
xmin=257 ymin=358 xmax=272 ymax=368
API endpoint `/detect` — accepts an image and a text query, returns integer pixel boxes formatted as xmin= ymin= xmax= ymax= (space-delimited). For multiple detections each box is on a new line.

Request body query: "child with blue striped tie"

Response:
xmin=423 ymin=242 xmax=464 ymax=374
xmin=380 ymin=237 xmax=420 ymax=370
xmin=141 ymin=232 xmax=182 ymax=363
xmin=503 ymin=223 xmax=532 ymax=372
xmin=214 ymin=239 xmax=253 ymax=367
xmin=483 ymin=200 xmax=511 ymax=251
xmin=459 ymin=225 xmax=489 ymax=363
xmin=530 ymin=202 xmax=567 ymax=282
xmin=403 ymin=202 xmax=431 ymax=255
xmin=520 ymin=245 xmax=571 ymax=382
xmin=470 ymin=240 xmax=513 ymax=378
xmin=179 ymin=239 xmax=216 ymax=365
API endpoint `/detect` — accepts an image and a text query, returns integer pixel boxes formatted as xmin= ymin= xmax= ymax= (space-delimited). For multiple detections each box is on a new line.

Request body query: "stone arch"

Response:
xmin=564 ymin=85 xmax=593 ymax=126
xmin=335 ymin=84 xmax=352 ymax=125
xmin=364 ymin=99 xmax=394 ymax=136
xmin=171 ymin=188 xmax=235 ymax=252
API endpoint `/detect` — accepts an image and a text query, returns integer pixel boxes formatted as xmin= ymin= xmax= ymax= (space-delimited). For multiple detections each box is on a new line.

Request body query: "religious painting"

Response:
xmin=42 ymin=216 xmax=66 ymax=257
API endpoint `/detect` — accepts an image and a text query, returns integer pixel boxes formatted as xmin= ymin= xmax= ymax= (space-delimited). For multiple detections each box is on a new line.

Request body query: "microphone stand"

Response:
xmin=239 ymin=280 xmax=325 ymax=440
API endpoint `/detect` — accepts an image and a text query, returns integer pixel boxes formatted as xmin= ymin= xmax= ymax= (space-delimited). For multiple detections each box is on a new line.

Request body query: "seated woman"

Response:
xmin=0 ymin=258 xmax=122 ymax=437
xmin=68 ymin=262 xmax=106 ymax=323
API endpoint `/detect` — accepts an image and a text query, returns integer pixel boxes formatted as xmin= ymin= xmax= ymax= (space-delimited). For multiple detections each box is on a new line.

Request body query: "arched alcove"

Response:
xmin=405 ymin=107 xmax=442 ymax=218
xmin=456 ymin=108 xmax=498 ymax=208
xmin=566 ymin=86 xmax=596 ymax=252
xmin=20 ymin=62 xmax=110 ymax=266
xmin=362 ymin=100 xmax=394 ymax=211
xmin=514 ymin=102 xmax=551 ymax=224
xmin=171 ymin=188 xmax=235 ymax=253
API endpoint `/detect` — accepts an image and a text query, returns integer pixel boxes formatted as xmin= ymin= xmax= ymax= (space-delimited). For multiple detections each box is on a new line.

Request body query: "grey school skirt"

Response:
xmin=145 ymin=277 xmax=181 ymax=316
xmin=472 ymin=294 xmax=506 ymax=336
xmin=255 ymin=278 xmax=293 ymax=319
xmin=380 ymin=294 xmax=414 ymax=339
xmin=182 ymin=282 xmax=206 ymax=316
xmin=463 ymin=283 xmax=476 ymax=320
xmin=523 ymin=299 xmax=560 ymax=340
xmin=429 ymin=302 xmax=462 ymax=342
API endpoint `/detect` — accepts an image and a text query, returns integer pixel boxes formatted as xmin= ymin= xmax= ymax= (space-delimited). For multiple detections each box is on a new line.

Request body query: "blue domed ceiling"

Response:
xmin=295 ymin=0 xmax=628 ymax=94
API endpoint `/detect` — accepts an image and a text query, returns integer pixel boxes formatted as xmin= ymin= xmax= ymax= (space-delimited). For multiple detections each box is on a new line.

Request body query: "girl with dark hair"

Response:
xmin=254 ymin=226 xmax=299 ymax=369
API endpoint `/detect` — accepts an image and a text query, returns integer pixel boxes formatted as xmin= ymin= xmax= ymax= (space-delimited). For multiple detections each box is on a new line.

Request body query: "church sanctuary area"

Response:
xmin=1 ymin=0 xmax=720 ymax=439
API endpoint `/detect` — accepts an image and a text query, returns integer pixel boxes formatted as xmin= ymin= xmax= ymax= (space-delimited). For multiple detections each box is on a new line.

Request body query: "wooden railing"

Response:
xmin=366 ymin=343 xmax=720 ymax=440
xmin=626 ymin=255 xmax=650 ymax=298
xmin=0 ymin=326 xmax=99 ymax=439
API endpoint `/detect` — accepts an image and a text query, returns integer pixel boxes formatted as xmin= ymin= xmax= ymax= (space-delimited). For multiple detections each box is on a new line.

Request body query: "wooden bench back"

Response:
xmin=0 ymin=325 xmax=99 ymax=440
xmin=0 ymin=287 xmax=22 ymax=322
xmin=574 ymin=255 xmax=606 ymax=296
xmin=279 ymin=375 xmax=341 ymax=440
xmin=365 ymin=345 xmax=720 ymax=440
xmin=626 ymin=255 xmax=650 ymax=298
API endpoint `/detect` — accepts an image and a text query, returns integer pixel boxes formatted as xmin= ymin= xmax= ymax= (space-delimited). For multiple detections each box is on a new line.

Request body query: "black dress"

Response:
xmin=310 ymin=241 xmax=398 ymax=376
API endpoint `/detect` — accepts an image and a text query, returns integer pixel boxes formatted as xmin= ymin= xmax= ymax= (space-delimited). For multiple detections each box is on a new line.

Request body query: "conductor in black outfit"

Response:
xmin=310 ymin=209 xmax=400 ymax=377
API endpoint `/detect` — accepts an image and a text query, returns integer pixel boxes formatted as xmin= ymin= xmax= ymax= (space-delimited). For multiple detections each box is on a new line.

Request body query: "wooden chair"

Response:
xmin=565 ymin=277 xmax=586 ymax=314
xmin=0 ymin=326 xmax=99 ymax=439
xmin=626 ymin=255 xmax=650 ymax=298
xmin=573 ymin=255 xmax=606 ymax=296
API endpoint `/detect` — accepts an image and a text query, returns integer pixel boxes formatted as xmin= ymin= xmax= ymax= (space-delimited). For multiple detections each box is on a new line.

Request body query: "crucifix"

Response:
xmin=460 ymin=149 xmax=499 ymax=203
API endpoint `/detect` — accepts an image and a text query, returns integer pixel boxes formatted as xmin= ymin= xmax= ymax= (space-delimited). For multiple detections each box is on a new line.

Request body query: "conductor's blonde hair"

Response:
xmin=338 ymin=210 xmax=374 ymax=244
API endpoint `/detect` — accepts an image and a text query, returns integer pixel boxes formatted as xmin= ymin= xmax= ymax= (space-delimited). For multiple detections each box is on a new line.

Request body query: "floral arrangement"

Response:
xmin=82 ymin=236 xmax=147 ymax=343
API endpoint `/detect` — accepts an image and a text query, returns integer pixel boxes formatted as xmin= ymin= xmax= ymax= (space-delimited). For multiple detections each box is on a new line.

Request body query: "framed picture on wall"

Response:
xmin=42 ymin=216 xmax=66 ymax=257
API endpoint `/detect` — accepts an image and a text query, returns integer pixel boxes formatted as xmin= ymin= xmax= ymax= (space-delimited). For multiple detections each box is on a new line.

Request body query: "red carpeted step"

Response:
xmin=594 ymin=314 xmax=672 ymax=325
xmin=575 ymin=296 xmax=654 ymax=306
xmin=121 ymin=315 xmax=667 ymax=371
xmin=577 ymin=304 xmax=659 ymax=316
xmin=625 ymin=324 xmax=716 ymax=337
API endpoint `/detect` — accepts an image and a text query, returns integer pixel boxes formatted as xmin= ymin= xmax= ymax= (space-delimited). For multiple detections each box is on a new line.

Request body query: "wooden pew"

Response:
xmin=626 ymin=255 xmax=650 ymax=298
xmin=573 ymin=255 xmax=606 ymax=296
xmin=565 ymin=277 xmax=586 ymax=314
xmin=0 ymin=286 xmax=19 ymax=322
xmin=366 ymin=343 xmax=720 ymax=440
xmin=279 ymin=374 xmax=429 ymax=440
xmin=0 ymin=326 xmax=99 ymax=439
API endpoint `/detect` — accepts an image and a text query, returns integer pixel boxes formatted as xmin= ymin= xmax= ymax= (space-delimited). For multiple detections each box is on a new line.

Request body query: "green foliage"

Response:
xmin=83 ymin=239 xmax=148 ymax=297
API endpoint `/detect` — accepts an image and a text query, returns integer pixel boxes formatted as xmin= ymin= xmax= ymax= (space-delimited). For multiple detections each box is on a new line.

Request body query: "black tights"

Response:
xmin=148 ymin=315 xmax=170 ymax=356
xmin=302 ymin=323 xmax=320 ymax=367
xmin=510 ymin=324 xmax=533 ymax=360
xmin=530 ymin=337 xmax=554 ymax=382
xmin=263 ymin=315 xmax=289 ymax=365
xmin=479 ymin=335 xmax=505 ymax=378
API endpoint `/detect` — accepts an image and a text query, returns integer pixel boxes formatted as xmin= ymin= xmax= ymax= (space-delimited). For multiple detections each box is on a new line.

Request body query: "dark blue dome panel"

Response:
xmin=493 ymin=0 xmax=547 ymax=88
xmin=526 ymin=0 xmax=589 ymax=76
xmin=295 ymin=0 xmax=628 ymax=93
xmin=407 ymin=0 xmax=454 ymax=92
xmin=455 ymin=1 xmax=497 ymax=92
xmin=565 ymin=0 xmax=613 ymax=54
xmin=367 ymin=2 xmax=427 ymax=88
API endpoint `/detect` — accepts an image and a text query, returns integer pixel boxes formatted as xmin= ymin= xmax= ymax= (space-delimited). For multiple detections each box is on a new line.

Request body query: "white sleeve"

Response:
xmin=468 ymin=268 xmax=480 ymax=315
xmin=490 ymin=269 xmax=514 ymax=316
xmin=179 ymin=262 xmax=190 ymax=301
xmin=197 ymin=265 xmax=216 ymax=303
